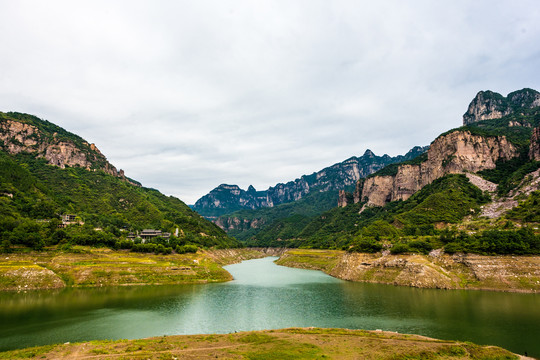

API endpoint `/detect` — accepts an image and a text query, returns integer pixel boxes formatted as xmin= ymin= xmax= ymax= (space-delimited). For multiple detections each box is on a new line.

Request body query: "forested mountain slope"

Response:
xmin=241 ymin=89 xmax=540 ymax=255
xmin=0 ymin=112 xmax=239 ymax=250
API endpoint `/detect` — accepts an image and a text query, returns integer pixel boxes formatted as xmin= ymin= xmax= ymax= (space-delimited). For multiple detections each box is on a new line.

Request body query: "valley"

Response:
xmin=2 ymin=89 xmax=540 ymax=359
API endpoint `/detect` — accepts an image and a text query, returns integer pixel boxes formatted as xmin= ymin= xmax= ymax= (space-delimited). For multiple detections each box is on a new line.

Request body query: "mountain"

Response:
xmin=0 ymin=111 xmax=239 ymax=249
xmin=0 ymin=112 xmax=138 ymax=185
xmin=193 ymin=146 xmax=428 ymax=219
xmin=350 ymin=130 xmax=517 ymax=208
xmin=463 ymin=88 xmax=540 ymax=125
xmin=241 ymin=89 xmax=540 ymax=255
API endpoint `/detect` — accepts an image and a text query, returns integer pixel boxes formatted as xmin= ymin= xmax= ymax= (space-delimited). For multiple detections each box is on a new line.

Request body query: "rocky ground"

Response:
xmin=2 ymin=247 xmax=539 ymax=293
xmin=0 ymin=247 xmax=265 ymax=291
xmin=276 ymin=249 xmax=540 ymax=293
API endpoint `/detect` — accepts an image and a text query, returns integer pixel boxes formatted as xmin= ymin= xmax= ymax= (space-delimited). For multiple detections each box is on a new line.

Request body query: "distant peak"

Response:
xmin=463 ymin=88 xmax=540 ymax=125
xmin=363 ymin=149 xmax=376 ymax=157
xmin=247 ymin=185 xmax=256 ymax=192
xmin=215 ymin=184 xmax=240 ymax=191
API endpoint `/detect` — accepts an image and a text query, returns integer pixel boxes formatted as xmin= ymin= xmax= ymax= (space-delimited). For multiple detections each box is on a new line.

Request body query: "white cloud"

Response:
xmin=1 ymin=0 xmax=540 ymax=203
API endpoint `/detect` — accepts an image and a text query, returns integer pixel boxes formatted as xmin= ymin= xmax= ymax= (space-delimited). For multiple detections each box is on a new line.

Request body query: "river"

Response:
xmin=0 ymin=257 xmax=538 ymax=357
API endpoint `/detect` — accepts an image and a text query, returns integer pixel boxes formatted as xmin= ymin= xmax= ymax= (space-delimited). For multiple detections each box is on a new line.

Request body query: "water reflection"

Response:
xmin=0 ymin=257 xmax=538 ymax=358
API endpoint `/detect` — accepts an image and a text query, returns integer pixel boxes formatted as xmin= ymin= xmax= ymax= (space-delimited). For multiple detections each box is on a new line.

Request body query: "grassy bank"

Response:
xmin=0 ymin=327 xmax=521 ymax=360
xmin=0 ymin=247 xmax=266 ymax=291
xmin=275 ymin=249 xmax=540 ymax=293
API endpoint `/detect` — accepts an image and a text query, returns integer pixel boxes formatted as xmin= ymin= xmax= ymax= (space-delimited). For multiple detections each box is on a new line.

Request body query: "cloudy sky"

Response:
xmin=1 ymin=1 xmax=540 ymax=204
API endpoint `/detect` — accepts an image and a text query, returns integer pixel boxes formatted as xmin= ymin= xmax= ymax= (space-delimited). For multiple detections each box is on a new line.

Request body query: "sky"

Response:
xmin=1 ymin=1 xmax=540 ymax=204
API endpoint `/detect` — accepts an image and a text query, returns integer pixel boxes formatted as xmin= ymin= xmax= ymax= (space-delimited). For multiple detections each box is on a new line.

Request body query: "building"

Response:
xmin=138 ymin=229 xmax=171 ymax=243
xmin=59 ymin=214 xmax=83 ymax=228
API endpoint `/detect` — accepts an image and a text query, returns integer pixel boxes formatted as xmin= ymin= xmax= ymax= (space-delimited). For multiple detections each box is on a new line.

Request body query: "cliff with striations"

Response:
xmin=463 ymin=88 xmax=540 ymax=125
xmin=0 ymin=112 xmax=137 ymax=186
xmin=356 ymin=131 xmax=518 ymax=207
xmin=194 ymin=147 xmax=427 ymax=219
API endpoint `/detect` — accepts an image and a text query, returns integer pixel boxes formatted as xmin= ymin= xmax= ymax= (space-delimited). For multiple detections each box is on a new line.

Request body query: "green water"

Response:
xmin=0 ymin=257 xmax=538 ymax=357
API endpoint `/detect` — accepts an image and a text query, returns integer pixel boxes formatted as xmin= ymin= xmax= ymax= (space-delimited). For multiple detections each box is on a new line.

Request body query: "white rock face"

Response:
xmin=358 ymin=131 xmax=518 ymax=207
xmin=463 ymin=88 xmax=540 ymax=125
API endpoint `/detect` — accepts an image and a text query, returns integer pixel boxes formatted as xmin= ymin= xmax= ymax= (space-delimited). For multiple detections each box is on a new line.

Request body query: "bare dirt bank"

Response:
xmin=275 ymin=249 xmax=540 ymax=293
xmin=0 ymin=247 xmax=268 ymax=291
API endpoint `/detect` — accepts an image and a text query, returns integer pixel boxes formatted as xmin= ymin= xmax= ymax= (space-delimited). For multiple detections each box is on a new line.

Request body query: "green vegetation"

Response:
xmin=0 ymin=247 xmax=266 ymax=290
xmin=369 ymin=152 xmax=428 ymax=178
xmin=244 ymin=174 xmax=540 ymax=255
xmin=0 ymin=113 xmax=240 ymax=253
xmin=478 ymin=150 xmax=540 ymax=195
xmin=241 ymin=108 xmax=540 ymax=255
xmin=1 ymin=112 xmax=111 ymax=171
xmin=442 ymin=107 xmax=540 ymax=148
xmin=223 ymin=189 xmax=342 ymax=242
xmin=0 ymin=328 xmax=519 ymax=360
xmin=506 ymin=191 xmax=540 ymax=222
xmin=440 ymin=228 xmax=540 ymax=255
xmin=246 ymin=175 xmax=490 ymax=248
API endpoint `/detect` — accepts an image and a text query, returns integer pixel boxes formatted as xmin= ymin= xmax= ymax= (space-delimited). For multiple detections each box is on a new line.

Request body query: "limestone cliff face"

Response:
xmin=357 ymin=131 xmax=519 ymax=207
xmin=529 ymin=127 xmax=540 ymax=161
xmin=195 ymin=146 xmax=428 ymax=219
xmin=214 ymin=216 xmax=267 ymax=232
xmin=0 ymin=115 xmax=137 ymax=185
xmin=463 ymin=88 xmax=540 ymax=125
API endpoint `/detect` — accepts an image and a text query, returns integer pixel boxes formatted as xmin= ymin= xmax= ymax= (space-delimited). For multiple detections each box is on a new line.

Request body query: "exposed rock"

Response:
xmin=338 ymin=190 xmax=353 ymax=207
xmin=463 ymin=88 xmax=540 ymax=125
xmin=465 ymin=173 xmax=497 ymax=193
xmin=0 ymin=116 xmax=139 ymax=186
xmin=214 ymin=215 xmax=267 ymax=232
xmin=357 ymin=131 xmax=518 ymax=207
xmin=277 ymin=250 xmax=540 ymax=293
xmin=481 ymin=167 xmax=540 ymax=218
xmin=529 ymin=127 xmax=540 ymax=161
xmin=194 ymin=146 xmax=428 ymax=219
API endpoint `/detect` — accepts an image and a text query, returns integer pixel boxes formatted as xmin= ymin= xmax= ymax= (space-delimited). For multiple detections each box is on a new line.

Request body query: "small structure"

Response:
xmin=59 ymin=214 xmax=83 ymax=228
xmin=139 ymin=229 xmax=171 ymax=243
xmin=62 ymin=214 xmax=77 ymax=222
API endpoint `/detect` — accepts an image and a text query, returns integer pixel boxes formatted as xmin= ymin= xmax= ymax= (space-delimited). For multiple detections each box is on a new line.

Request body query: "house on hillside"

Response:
xmin=128 ymin=229 xmax=171 ymax=243
xmin=59 ymin=214 xmax=84 ymax=228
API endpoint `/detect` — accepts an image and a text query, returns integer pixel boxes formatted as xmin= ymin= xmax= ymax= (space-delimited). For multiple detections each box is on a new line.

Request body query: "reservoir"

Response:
xmin=0 ymin=257 xmax=538 ymax=357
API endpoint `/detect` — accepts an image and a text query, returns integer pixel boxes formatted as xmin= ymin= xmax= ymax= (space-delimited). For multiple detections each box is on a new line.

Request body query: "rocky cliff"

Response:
xmin=463 ymin=88 xmax=540 ymax=125
xmin=0 ymin=112 xmax=138 ymax=186
xmin=529 ymin=127 xmax=540 ymax=161
xmin=193 ymin=146 xmax=427 ymax=219
xmin=356 ymin=131 xmax=519 ymax=207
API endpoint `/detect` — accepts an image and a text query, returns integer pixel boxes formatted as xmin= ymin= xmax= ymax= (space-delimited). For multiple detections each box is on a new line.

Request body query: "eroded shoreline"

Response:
xmin=1 ymin=247 xmax=538 ymax=293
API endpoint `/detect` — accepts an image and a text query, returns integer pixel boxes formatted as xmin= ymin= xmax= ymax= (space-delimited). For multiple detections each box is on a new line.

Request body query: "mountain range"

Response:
xmin=202 ymin=88 xmax=540 ymax=254
xmin=2 ymin=88 xmax=540 ymax=255
xmin=192 ymin=146 xmax=428 ymax=219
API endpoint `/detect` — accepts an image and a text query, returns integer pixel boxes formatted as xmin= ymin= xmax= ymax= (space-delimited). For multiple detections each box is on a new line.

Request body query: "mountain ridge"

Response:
xmin=238 ymin=88 xmax=540 ymax=253
xmin=0 ymin=111 xmax=238 ymax=250
xmin=193 ymin=146 xmax=428 ymax=219
xmin=463 ymin=88 xmax=540 ymax=125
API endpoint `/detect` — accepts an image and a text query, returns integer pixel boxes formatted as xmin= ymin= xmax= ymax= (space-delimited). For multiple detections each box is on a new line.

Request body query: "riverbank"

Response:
xmin=0 ymin=327 xmax=524 ymax=360
xmin=2 ymin=247 xmax=539 ymax=293
xmin=275 ymin=249 xmax=540 ymax=293
xmin=0 ymin=247 xmax=266 ymax=291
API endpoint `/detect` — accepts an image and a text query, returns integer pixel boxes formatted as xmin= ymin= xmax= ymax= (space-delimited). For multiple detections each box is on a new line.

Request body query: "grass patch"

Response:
xmin=0 ymin=328 xmax=520 ymax=360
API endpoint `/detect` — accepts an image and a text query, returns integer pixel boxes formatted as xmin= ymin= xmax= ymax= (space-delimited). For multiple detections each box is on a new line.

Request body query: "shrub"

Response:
xmin=176 ymin=244 xmax=198 ymax=254
xmin=348 ymin=238 xmax=383 ymax=253
xmin=390 ymin=243 xmax=410 ymax=254
xmin=408 ymin=240 xmax=433 ymax=254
